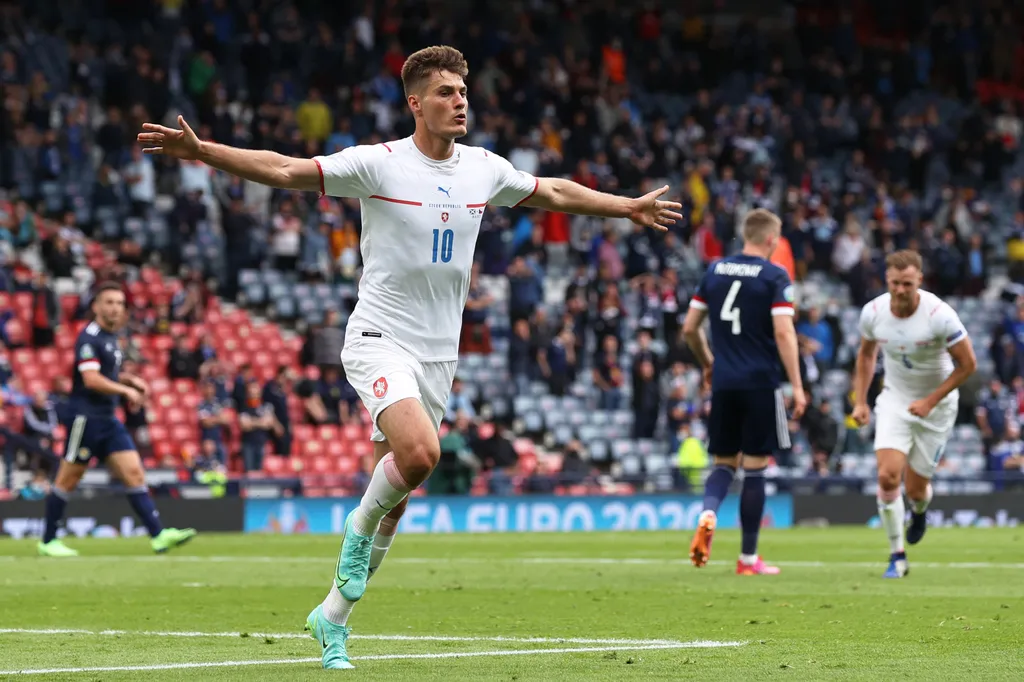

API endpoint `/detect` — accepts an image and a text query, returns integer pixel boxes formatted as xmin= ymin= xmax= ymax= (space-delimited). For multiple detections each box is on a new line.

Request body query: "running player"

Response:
xmin=37 ymin=283 xmax=197 ymax=557
xmin=682 ymin=209 xmax=806 ymax=575
xmin=852 ymin=249 xmax=977 ymax=578
xmin=138 ymin=45 xmax=681 ymax=669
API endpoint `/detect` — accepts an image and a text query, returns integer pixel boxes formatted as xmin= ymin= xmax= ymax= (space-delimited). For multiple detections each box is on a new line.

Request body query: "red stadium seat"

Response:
xmin=325 ymin=440 xmax=347 ymax=458
xmin=302 ymin=440 xmax=324 ymax=458
xmin=172 ymin=379 xmax=195 ymax=394
xmin=263 ymin=456 xmax=288 ymax=476
xmin=294 ymin=424 xmax=314 ymax=443
xmin=336 ymin=456 xmax=359 ymax=475
xmin=317 ymin=425 xmax=339 ymax=442
xmin=341 ymin=424 xmax=363 ymax=442
xmin=350 ymin=441 xmax=373 ymax=458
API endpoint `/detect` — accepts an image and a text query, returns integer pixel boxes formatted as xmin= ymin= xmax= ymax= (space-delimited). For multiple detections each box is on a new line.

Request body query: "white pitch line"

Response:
xmin=0 ymin=629 xmax=686 ymax=645
xmin=0 ymin=641 xmax=746 ymax=676
xmin=2 ymin=555 xmax=1022 ymax=569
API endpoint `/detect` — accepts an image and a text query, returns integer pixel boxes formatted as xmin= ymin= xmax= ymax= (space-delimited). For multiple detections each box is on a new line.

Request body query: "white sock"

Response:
xmin=322 ymin=582 xmax=356 ymax=626
xmin=352 ymin=453 xmax=412 ymax=537
xmin=877 ymin=493 xmax=906 ymax=554
xmin=739 ymin=553 xmax=758 ymax=565
xmin=369 ymin=517 xmax=399 ymax=577
xmin=909 ymin=484 xmax=933 ymax=514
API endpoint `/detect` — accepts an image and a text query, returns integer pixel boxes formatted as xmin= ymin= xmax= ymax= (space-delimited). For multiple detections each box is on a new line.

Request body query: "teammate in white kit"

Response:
xmin=138 ymin=45 xmax=681 ymax=668
xmin=851 ymin=250 xmax=977 ymax=579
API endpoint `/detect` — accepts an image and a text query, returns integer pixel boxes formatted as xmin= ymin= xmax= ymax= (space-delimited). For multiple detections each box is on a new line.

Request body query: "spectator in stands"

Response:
xmin=239 ymin=381 xmax=280 ymax=472
xmin=198 ymin=380 xmax=230 ymax=465
xmin=41 ymin=232 xmax=75 ymax=279
xmin=167 ymin=336 xmax=200 ymax=380
xmin=172 ymin=279 xmax=206 ymax=324
xmin=560 ymin=440 xmax=596 ymax=487
xmin=309 ymin=310 xmax=344 ymax=370
xmin=460 ymin=265 xmax=493 ymax=354
xmin=295 ymin=373 xmax=329 ymax=424
xmin=30 ymin=271 xmax=59 ymax=348
xmin=541 ymin=327 xmax=577 ymax=398
xmin=193 ymin=332 xmax=218 ymax=369
xmin=231 ymin=363 xmax=256 ymax=408
xmin=508 ymin=318 xmax=533 ymax=396
xmin=445 ymin=377 xmax=476 ymax=422
xmin=270 ymin=198 xmax=302 ymax=272
xmin=797 ymin=305 xmax=835 ymax=369
xmin=802 ymin=395 xmax=840 ymax=468
xmin=476 ymin=421 xmax=518 ymax=495
xmin=989 ymin=421 xmax=1024 ymax=490
xmin=632 ymin=359 xmax=661 ymax=438
xmin=431 ymin=417 xmax=479 ymax=495
xmin=675 ymin=421 xmax=708 ymax=492
xmin=593 ymin=335 xmax=625 ymax=411
xmin=262 ymin=365 xmax=293 ymax=456
xmin=3 ymin=390 xmax=59 ymax=490
xmin=317 ymin=366 xmax=358 ymax=425
xmin=976 ymin=378 xmax=1014 ymax=454
xmin=507 ymin=256 xmax=543 ymax=323
xmin=123 ymin=144 xmax=156 ymax=218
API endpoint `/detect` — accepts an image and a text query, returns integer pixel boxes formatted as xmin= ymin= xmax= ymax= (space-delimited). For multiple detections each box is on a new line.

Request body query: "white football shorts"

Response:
xmin=341 ymin=332 xmax=457 ymax=442
xmin=873 ymin=389 xmax=957 ymax=479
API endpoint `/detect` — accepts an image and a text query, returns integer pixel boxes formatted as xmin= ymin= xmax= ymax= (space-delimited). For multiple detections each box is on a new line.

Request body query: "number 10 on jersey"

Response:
xmin=432 ymin=228 xmax=454 ymax=263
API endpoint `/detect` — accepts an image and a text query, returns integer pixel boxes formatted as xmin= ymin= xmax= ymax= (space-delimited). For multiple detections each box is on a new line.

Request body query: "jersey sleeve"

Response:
xmin=312 ymin=145 xmax=384 ymax=199
xmin=486 ymin=152 xmax=539 ymax=208
xmin=689 ymin=272 xmax=709 ymax=311
xmin=769 ymin=269 xmax=795 ymax=317
xmin=858 ymin=302 xmax=877 ymax=341
xmin=932 ymin=302 xmax=969 ymax=348
xmin=76 ymin=339 xmax=101 ymax=373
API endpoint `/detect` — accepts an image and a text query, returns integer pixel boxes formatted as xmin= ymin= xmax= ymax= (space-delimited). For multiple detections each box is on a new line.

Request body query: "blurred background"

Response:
xmin=1 ymin=0 xmax=1024 ymax=515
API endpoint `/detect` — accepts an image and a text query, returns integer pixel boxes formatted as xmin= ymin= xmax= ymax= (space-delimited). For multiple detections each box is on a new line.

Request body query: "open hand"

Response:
xmin=628 ymin=185 xmax=683 ymax=231
xmin=137 ymin=115 xmax=202 ymax=160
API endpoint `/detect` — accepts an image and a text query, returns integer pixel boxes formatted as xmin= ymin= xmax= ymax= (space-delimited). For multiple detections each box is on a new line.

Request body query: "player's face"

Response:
xmin=411 ymin=70 xmax=468 ymax=140
xmin=93 ymin=291 xmax=126 ymax=330
xmin=886 ymin=266 xmax=922 ymax=305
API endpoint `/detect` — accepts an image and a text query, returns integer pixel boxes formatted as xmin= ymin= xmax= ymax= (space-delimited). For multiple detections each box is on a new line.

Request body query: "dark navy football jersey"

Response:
xmin=689 ymin=254 xmax=794 ymax=390
xmin=69 ymin=321 xmax=124 ymax=418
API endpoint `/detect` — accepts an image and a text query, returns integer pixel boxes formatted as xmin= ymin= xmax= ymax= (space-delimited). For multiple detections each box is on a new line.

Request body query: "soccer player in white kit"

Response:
xmin=851 ymin=250 xmax=977 ymax=579
xmin=138 ymin=45 xmax=682 ymax=668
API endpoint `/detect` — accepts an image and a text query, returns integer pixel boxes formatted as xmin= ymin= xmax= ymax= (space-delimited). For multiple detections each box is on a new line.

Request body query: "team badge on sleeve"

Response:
xmin=80 ymin=344 xmax=95 ymax=360
xmin=783 ymin=285 xmax=795 ymax=302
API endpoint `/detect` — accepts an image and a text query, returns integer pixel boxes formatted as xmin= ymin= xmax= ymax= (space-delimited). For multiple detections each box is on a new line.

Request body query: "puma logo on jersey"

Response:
xmin=373 ymin=377 xmax=388 ymax=399
xmin=437 ymin=186 xmax=451 ymax=198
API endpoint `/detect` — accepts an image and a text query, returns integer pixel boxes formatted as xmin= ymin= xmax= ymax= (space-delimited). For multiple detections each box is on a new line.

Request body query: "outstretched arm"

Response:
xmin=138 ymin=115 xmax=321 ymax=192
xmin=521 ymin=178 xmax=682 ymax=230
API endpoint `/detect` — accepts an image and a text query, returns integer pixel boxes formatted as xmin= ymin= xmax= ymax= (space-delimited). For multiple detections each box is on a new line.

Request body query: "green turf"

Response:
xmin=1 ymin=528 xmax=1022 ymax=680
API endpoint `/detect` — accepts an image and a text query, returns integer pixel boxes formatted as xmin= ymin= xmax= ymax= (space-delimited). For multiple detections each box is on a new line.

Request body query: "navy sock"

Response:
xmin=126 ymin=486 xmax=163 ymax=538
xmin=702 ymin=465 xmax=735 ymax=514
xmin=740 ymin=469 xmax=767 ymax=556
xmin=42 ymin=489 xmax=69 ymax=544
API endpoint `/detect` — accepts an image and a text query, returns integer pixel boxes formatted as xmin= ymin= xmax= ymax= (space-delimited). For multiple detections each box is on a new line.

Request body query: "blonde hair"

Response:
xmin=741 ymin=208 xmax=782 ymax=245
xmin=885 ymin=249 xmax=923 ymax=272
xmin=401 ymin=45 xmax=469 ymax=96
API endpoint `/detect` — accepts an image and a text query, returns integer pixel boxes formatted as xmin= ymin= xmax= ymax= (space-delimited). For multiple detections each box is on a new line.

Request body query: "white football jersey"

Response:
xmin=314 ymin=138 xmax=538 ymax=360
xmin=858 ymin=290 xmax=968 ymax=408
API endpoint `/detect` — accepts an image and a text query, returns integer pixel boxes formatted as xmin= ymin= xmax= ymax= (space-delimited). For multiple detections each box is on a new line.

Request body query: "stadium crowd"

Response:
xmin=3 ymin=0 xmax=1024 ymax=498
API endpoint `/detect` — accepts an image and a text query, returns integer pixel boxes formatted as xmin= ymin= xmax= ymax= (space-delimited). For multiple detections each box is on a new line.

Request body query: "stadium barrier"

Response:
xmin=0 ymin=498 xmax=244 ymax=539
xmin=243 ymin=495 xmax=794 ymax=534
xmin=793 ymin=493 xmax=1023 ymax=527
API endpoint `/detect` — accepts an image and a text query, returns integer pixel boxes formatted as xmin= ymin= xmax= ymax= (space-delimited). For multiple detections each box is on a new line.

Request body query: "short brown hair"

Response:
xmin=741 ymin=208 xmax=782 ymax=245
xmin=885 ymin=249 xmax=923 ymax=272
xmin=401 ymin=45 xmax=469 ymax=96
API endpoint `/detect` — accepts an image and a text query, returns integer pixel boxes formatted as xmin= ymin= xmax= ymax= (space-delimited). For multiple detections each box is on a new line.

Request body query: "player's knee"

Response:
xmin=395 ymin=440 xmax=440 ymax=486
xmin=876 ymin=469 xmax=901 ymax=492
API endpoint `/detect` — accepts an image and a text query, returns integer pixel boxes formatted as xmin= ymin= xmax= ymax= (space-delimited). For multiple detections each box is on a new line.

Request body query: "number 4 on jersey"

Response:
xmin=720 ymin=280 xmax=742 ymax=335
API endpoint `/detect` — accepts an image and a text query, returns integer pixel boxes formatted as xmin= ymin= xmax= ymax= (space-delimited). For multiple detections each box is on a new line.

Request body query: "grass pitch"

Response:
xmin=1 ymin=528 xmax=1022 ymax=680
